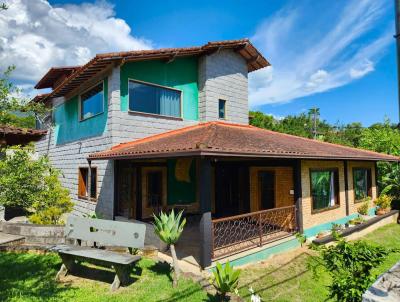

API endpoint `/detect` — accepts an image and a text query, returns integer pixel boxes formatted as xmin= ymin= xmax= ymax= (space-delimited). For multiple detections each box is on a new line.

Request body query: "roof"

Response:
xmin=88 ymin=122 xmax=399 ymax=162
xmin=36 ymin=39 xmax=269 ymax=100
xmin=0 ymin=125 xmax=47 ymax=146
xmin=34 ymin=66 xmax=81 ymax=89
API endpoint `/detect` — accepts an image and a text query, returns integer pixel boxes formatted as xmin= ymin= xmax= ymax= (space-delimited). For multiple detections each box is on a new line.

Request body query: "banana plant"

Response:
xmin=211 ymin=261 xmax=241 ymax=300
xmin=153 ymin=210 xmax=186 ymax=287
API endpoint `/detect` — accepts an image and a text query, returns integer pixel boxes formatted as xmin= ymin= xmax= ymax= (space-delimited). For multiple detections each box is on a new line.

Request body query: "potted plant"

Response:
xmin=348 ymin=216 xmax=365 ymax=225
xmin=375 ymin=194 xmax=393 ymax=215
xmin=357 ymin=197 xmax=370 ymax=218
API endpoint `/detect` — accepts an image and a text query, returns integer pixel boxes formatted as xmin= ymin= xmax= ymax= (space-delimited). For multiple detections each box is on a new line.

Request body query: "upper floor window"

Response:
xmin=129 ymin=80 xmax=181 ymax=118
xmin=219 ymin=99 xmax=226 ymax=119
xmin=310 ymin=169 xmax=339 ymax=212
xmin=80 ymin=82 xmax=104 ymax=120
xmin=353 ymin=168 xmax=372 ymax=202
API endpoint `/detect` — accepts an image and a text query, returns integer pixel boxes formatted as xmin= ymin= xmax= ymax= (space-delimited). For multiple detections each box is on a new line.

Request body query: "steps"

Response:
xmin=0 ymin=231 xmax=25 ymax=246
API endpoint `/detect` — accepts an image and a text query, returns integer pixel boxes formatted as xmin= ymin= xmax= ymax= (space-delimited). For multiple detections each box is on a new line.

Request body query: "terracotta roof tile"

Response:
xmin=34 ymin=39 xmax=269 ymax=101
xmin=88 ymin=122 xmax=399 ymax=162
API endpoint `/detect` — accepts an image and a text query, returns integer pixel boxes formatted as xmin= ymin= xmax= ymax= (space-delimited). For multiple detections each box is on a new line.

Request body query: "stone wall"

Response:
xmin=198 ymin=49 xmax=249 ymax=124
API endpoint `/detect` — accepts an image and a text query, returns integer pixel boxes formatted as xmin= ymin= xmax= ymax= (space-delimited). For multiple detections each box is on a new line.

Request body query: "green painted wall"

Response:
xmin=167 ymin=159 xmax=197 ymax=205
xmin=210 ymin=238 xmax=300 ymax=269
xmin=120 ymin=58 xmax=199 ymax=120
xmin=54 ymin=78 xmax=108 ymax=145
xmin=303 ymin=207 xmax=377 ymax=238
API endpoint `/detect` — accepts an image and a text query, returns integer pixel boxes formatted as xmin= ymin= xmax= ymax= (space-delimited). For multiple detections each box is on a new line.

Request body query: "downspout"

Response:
xmin=87 ymin=159 xmax=92 ymax=202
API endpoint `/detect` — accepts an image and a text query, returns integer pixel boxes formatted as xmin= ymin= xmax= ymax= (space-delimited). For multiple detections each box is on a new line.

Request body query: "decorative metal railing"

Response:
xmin=211 ymin=205 xmax=297 ymax=259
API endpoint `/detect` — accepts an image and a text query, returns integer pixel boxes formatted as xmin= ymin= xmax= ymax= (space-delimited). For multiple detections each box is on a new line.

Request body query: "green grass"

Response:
xmin=0 ymin=254 xmax=211 ymax=302
xmin=237 ymin=223 xmax=400 ymax=302
xmin=1 ymin=223 xmax=399 ymax=302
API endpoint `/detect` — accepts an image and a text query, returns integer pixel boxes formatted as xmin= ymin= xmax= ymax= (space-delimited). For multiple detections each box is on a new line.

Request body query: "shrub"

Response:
xmin=0 ymin=146 xmax=72 ymax=224
xmin=357 ymin=198 xmax=370 ymax=216
xmin=315 ymin=238 xmax=396 ymax=302
xmin=211 ymin=261 xmax=240 ymax=300
xmin=374 ymin=194 xmax=393 ymax=210
xmin=153 ymin=210 xmax=186 ymax=287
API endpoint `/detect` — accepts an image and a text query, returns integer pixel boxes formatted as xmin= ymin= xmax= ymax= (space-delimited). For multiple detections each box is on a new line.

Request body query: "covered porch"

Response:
xmin=88 ymin=121 xmax=398 ymax=268
xmin=110 ymin=157 xmax=299 ymax=266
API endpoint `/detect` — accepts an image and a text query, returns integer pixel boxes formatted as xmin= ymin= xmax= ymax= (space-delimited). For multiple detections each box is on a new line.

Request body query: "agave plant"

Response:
xmin=211 ymin=261 xmax=240 ymax=300
xmin=153 ymin=210 xmax=186 ymax=287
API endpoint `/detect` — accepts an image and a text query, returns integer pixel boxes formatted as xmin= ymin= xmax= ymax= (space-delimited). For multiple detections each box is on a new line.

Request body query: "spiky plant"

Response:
xmin=211 ymin=261 xmax=241 ymax=300
xmin=153 ymin=210 xmax=186 ymax=287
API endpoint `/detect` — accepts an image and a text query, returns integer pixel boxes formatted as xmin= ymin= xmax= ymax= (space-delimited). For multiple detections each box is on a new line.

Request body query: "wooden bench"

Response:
xmin=54 ymin=216 xmax=146 ymax=291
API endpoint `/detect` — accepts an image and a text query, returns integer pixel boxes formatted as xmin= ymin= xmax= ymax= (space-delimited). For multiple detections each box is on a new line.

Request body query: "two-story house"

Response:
xmin=33 ymin=39 xmax=398 ymax=268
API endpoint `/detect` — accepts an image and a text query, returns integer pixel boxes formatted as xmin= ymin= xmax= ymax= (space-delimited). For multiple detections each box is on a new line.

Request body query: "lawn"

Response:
xmin=1 ymin=223 xmax=399 ymax=302
xmin=237 ymin=223 xmax=400 ymax=302
xmin=0 ymin=254 xmax=211 ymax=302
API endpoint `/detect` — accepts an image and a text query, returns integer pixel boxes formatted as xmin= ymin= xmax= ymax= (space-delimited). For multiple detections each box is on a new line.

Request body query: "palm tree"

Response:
xmin=153 ymin=210 xmax=186 ymax=287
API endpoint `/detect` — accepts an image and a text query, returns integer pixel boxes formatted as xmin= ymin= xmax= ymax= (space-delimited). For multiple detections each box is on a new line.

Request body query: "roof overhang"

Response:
xmin=35 ymin=39 xmax=270 ymax=102
xmin=88 ymin=149 xmax=400 ymax=162
xmin=87 ymin=122 xmax=400 ymax=163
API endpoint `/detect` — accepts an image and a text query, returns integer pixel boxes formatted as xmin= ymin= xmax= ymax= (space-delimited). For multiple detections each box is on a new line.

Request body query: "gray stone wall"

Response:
xmin=35 ymin=51 xmax=250 ymax=218
xmin=198 ymin=49 xmax=249 ymax=124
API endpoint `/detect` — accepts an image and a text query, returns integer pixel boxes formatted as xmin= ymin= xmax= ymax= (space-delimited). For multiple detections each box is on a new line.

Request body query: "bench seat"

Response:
xmin=55 ymin=245 xmax=141 ymax=265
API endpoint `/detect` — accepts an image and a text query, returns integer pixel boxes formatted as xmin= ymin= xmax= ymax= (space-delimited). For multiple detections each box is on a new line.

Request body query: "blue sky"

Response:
xmin=2 ymin=0 xmax=398 ymax=125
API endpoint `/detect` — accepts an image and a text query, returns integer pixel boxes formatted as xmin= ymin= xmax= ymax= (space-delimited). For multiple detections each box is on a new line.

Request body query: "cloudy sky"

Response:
xmin=0 ymin=0 xmax=397 ymax=125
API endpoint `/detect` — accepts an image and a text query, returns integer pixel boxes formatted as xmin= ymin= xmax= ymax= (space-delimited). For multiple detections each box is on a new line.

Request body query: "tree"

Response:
xmin=153 ymin=210 xmax=186 ymax=287
xmin=0 ymin=146 xmax=73 ymax=224
xmin=0 ymin=67 xmax=47 ymax=129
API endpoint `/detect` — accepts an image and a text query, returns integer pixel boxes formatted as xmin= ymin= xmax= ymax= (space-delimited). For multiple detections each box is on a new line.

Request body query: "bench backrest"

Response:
xmin=65 ymin=216 xmax=146 ymax=248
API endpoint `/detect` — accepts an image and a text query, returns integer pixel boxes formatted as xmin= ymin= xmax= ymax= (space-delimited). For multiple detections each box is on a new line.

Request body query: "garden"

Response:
xmin=0 ymin=223 xmax=399 ymax=302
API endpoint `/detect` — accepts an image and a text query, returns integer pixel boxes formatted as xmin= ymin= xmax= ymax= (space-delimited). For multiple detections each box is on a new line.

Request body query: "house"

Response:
xmin=0 ymin=125 xmax=46 ymax=147
xmin=33 ymin=39 xmax=398 ymax=268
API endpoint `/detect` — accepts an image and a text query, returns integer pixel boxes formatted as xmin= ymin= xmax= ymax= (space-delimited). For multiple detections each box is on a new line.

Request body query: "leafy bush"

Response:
xmin=0 ymin=146 xmax=72 ymax=224
xmin=211 ymin=261 xmax=240 ymax=300
xmin=357 ymin=198 xmax=370 ymax=216
xmin=315 ymin=238 xmax=396 ymax=302
xmin=374 ymin=194 xmax=393 ymax=210
xmin=348 ymin=216 xmax=365 ymax=225
xmin=153 ymin=210 xmax=186 ymax=287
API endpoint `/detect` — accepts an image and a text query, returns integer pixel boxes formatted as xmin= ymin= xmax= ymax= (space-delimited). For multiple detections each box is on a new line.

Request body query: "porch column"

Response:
xmin=199 ymin=157 xmax=212 ymax=268
xmin=293 ymin=159 xmax=303 ymax=233
xmin=344 ymin=160 xmax=350 ymax=216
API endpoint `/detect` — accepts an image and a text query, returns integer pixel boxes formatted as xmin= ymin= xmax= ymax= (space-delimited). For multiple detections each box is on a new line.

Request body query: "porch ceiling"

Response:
xmin=88 ymin=122 xmax=399 ymax=162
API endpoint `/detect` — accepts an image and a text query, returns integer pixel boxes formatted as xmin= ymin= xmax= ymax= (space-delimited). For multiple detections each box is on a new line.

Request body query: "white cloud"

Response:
xmin=249 ymin=0 xmax=392 ymax=107
xmin=0 ymin=0 xmax=152 ymax=85
xmin=349 ymin=59 xmax=375 ymax=79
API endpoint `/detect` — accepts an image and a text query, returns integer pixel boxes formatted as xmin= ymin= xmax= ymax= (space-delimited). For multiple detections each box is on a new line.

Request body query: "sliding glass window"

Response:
xmin=310 ymin=169 xmax=339 ymax=211
xmin=129 ymin=80 xmax=181 ymax=118
xmin=353 ymin=168 xmax=371 ymax=202
xmin=80 ymin=82 xmax=104 ymax=120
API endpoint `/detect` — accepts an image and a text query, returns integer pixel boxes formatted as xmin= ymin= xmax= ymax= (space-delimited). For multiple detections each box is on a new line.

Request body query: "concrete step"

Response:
xmin=0 ymin=231 xmax=25 ymax=246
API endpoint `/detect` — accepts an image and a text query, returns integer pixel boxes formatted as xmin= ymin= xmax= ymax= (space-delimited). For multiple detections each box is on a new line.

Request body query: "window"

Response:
xmin=80 ymin=82 xmax=104 ymax=120
xmin=129 ymin=80 xmax=181 ymax=118
xmin=353 ymin=168 xmax=372 ymax=202
xmin=146 ymin=171 xmax=163 ymax=208
xmin=310 ymin=169 xmax=339 ymax=211
xmin=78 ymin=167 xmax=97 ymax=200
xmin=218 ymin=99 xmax=226 ymax=119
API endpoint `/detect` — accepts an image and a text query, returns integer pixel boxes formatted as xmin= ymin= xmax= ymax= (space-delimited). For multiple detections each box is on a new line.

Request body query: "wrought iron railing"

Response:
xmin=211 ymin=205 xmax=297 ymax=259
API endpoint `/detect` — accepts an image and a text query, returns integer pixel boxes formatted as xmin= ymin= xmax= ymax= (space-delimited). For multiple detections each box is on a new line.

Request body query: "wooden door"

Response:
xmin=117 ymin=166 xmax=137 ymax=219
xmin=258 ymin=171 xmax=275 ymax=210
